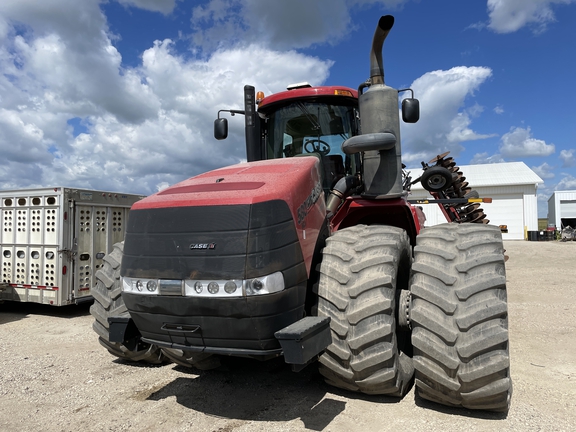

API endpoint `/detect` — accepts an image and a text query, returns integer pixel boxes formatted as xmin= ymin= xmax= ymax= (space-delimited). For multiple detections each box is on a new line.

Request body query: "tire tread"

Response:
xmin=410 ymin=223 xmax=512 ymax=412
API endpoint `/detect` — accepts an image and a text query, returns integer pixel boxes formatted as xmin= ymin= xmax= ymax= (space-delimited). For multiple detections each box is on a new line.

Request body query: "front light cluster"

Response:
xmin=122 ymin=272 xmax=285 ymax=298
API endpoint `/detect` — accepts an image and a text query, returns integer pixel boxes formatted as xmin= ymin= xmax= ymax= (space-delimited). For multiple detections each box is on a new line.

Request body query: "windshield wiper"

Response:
xmin=296 ymin=102 xmax=321 ymax=131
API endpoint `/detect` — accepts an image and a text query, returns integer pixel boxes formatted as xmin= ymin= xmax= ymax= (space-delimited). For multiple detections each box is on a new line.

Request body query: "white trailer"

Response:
xmin=0 ymin=187 xmax=145 ymax=306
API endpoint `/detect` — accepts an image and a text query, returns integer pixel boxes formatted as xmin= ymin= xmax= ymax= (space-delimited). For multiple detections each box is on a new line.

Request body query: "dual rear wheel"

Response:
xmin=317 ymin=223 xmax=512 ymax=412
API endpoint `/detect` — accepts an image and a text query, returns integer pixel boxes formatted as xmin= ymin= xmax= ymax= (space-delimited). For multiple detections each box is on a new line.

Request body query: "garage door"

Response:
xmin=560 ymin=201 xmax=576 ymax=219
xmin=482 ymin=194 xmax=524 ymax=240
xmin=412 ymin=193 xmax=525 ymax=240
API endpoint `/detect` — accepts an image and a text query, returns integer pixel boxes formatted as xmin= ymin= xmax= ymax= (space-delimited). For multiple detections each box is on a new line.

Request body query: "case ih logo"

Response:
xmin=190 ymin=243 xmax=216 ymax=250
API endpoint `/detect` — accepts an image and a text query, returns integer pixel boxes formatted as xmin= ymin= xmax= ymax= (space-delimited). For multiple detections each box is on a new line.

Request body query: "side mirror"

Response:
xmin=214 ymin=118 xmax=228 ymax=140
xmin=402 ymin=98 xmax=420 ymax=123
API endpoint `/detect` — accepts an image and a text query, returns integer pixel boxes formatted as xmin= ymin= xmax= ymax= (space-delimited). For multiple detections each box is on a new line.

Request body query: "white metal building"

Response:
xmin=547 ymin=191 xmax=576 ymax=229
xmin=408 ymin=161 xmax=543 ymax=240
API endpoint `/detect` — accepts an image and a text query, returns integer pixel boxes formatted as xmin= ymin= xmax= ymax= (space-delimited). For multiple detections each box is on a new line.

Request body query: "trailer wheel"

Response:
xmin=161 ymin=348 xmax=221 ymax=371
xmin=317 ymin=225 xmax=414 ymax=396
xmin=90 ymin=242 xmax=165 ymax=364
xmin=410 ymin=223 xmax=512 ymax=412
xmin=420 ymin=166 xmax=453 ymax=192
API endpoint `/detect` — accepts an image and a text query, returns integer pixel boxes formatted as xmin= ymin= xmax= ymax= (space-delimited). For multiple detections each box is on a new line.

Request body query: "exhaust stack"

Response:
xmin=369 ymin=15 xmax=394 ymax=85
xmin=343 ymin=15 xmax=406 ymax=198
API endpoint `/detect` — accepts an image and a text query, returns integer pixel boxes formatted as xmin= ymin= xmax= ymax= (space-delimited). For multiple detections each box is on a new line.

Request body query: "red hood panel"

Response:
xmin=133 ymin=157 xmax=321 ymax=210
xmin=131 ymin=156 xmax=327 ymax=277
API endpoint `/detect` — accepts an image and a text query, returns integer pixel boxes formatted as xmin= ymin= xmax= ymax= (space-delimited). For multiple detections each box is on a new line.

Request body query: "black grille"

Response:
xmin=121 ymin=200 xmax=305 ymax=284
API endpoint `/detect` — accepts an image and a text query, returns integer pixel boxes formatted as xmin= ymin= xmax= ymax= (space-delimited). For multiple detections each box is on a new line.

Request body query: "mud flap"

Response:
xmin=275 ymin=316 xmax=331 ymax=371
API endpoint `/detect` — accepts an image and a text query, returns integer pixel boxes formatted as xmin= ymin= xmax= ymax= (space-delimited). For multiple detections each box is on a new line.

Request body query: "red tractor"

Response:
xmin=91 ymin=15 xmax=511 ymax=412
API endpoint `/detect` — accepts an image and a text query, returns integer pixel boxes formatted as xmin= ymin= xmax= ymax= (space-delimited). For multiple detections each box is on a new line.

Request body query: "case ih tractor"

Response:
xmin=91 ymin=15 xmax=512 ymax=412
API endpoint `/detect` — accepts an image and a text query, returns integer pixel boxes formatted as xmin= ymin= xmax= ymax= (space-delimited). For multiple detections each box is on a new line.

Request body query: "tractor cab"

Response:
xmin=215 ymin=84 xmax=361 ymax=194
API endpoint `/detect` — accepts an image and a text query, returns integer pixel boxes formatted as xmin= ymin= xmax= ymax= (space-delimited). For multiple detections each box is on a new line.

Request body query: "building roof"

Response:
xmin=409 ymin=161 xmax=543 ymax=190
xmin=548 ymin=190 xmax=576 ymax=202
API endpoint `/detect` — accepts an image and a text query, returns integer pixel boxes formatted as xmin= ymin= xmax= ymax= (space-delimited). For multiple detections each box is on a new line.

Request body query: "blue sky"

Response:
xmin=1 ymin=0 xmax=575 ymax=217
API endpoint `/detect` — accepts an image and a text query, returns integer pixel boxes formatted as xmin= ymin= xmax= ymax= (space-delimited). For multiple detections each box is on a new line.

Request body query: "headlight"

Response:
xmin=136 ymin=280 xmax=144 ymax=291
xmin=245 ymin=272 xmax=285 ymax=296
xmin=122 ymin=277 xmax=159 ymax=295
xmin=224 ymin=281 xmax=238 ymax=294
xmin=184 ymin=279 xmax=244 ymax=298
xmin=123 ymin=272 xmax=285 ymax=298
xmin=207 ymin=282 xmax=219 ymax=294
xmin=146 ymin=280 xmax=157 ymax=292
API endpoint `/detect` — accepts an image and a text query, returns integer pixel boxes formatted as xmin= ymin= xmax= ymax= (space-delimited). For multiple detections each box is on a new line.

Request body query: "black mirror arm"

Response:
xmin=218 ymin=109 xmax=245 ymax=119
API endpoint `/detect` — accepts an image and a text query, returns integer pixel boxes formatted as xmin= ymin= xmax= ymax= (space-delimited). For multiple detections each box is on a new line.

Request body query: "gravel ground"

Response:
xmin=1 ymin=240 xmax=575 ymax=432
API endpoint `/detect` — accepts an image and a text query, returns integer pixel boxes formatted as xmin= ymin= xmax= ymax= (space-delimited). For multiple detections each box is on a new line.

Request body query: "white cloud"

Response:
xmin=0 ymin=0 xmax=160 ymax=123
xmin=116 ymin=0 xmax=178 ymax=14
xmin=2 ymin=0 xmax=567 ymax=199
xmin=560 ymin=149 xmax=575 ymax=167
xmin=487 ymin=0 xmax=576 ymax=34
xmin=401 ymin=151 xmax=432 ymax=167
xmin=401 ymin=66 xmax=494 ymax=162
xmin=470 ymin=152 xmax=506 ymax=164
xmin=555 ymin=174 xmax=576 ymax=190
xmin=190 ymin=0 xmax=352 ymax=51
xmin=0 ymin=1 xmax=334 ymax=194
xmin=499 ymin=126 xmax=555 ymax=157
xmin=189 ymin=0 xmax=413 ymax=51
xmin=494 ymin=105 xmax=504 ymax=114
xmin=531 ymin=162 xmax=555 ymax=179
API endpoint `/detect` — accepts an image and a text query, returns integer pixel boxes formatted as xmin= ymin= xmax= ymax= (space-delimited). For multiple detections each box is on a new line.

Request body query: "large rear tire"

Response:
xmin=317 ymin=225 xmax=414 ymax=396
xmin=90 ymin=242 xmax=165 ymax=364
xmin=410 ymin=223 xmax=512 ymax=412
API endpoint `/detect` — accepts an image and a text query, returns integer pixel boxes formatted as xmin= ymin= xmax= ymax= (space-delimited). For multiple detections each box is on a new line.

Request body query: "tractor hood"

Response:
xmin=133 ymin=157 xmax=323 ymax=212
xmin=123 ymin=157 xmax=326 ymax=281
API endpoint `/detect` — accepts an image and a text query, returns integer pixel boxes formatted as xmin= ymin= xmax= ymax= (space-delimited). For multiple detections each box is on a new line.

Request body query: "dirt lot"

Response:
xmin=1 ymin=240 xmax=575 ymax=432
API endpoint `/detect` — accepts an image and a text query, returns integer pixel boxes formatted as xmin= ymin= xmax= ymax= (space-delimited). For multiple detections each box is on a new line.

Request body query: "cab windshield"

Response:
xmin=264 ymin=101 xmax=358 ymax=190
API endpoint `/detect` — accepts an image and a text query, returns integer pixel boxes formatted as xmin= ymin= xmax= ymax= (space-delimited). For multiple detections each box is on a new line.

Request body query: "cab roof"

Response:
xmin=258 ymin=86 xmax=358 ymax=110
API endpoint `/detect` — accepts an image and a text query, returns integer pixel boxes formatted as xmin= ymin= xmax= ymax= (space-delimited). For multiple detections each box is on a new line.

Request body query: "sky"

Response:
xmin=1 ymin=0 xmax=575 ymax=218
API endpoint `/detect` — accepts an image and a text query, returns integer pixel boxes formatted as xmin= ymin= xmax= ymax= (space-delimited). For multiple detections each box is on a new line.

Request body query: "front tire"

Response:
xmin=410 ymin=223 xmax=512 ymax=412
xmin=90 ymin=242 xmax=165 ymax=364
xmin=317 ymin=225 xmax=414 ymax=396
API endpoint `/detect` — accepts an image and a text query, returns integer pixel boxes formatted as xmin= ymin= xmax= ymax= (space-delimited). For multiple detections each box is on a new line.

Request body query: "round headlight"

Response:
xmin=251 ymin=279 xmax=263 ymax=291
xmin=194 ymin=281 xmax=203 ymax=293
xmin=224 ymin=281 xmax=237 ymax=294
xmin=208 ymin=282 xmax=219 ymax=294
xmin=136 ymin=280 xmax=144 ymax=291
xmin=146 ymin=280 xmax=157 ymax=292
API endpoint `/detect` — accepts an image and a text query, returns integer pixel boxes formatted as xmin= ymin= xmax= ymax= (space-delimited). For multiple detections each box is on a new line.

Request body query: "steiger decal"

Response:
xmin=297 ymin=181 xmax=322 ymax=228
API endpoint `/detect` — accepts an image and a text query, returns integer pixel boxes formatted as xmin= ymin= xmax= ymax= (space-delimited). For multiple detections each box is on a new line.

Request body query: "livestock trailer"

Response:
xmin=0 ymin=187 xmax=144 ymax=306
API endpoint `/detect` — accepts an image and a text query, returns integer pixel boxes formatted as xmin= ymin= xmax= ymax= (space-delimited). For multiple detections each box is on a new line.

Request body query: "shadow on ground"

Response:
xmin=145 ymin=357 xmax=413 ymax=430
xmin=145 ymin=356 xmax=508 ymax=428
xmin=146 ymin=357 xmax=347 ymax=431
xmin=0 ymin=300 xmax=91 ymax=325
